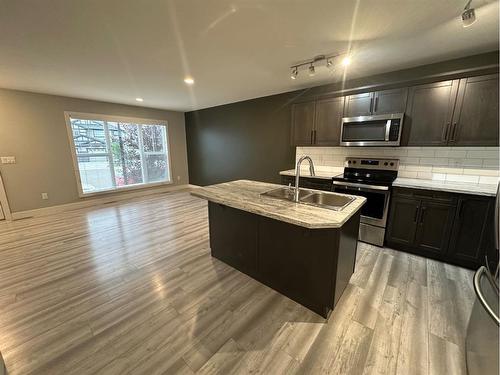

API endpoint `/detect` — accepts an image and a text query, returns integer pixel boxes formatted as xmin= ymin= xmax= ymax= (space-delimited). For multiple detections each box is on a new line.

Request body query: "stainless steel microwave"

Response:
xmin=340 ymin=113 xmax=404 ymax=146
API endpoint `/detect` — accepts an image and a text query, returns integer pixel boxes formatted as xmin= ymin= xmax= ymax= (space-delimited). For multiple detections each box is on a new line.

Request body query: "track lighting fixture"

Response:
xmin=462 ymin=0 xmax=476 ymax=27
xmin=289 ymin=52 xmax=351 ymax=80
xmin=308 ymin=64 xmax=316 ymax=76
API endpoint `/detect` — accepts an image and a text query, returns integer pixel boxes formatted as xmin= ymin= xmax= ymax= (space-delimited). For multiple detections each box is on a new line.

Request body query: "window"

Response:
xmin=66 ymin=113 xmax=171 ymax=195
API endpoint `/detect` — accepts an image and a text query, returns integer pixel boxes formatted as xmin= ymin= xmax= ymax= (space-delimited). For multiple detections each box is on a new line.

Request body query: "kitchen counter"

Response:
xmin=393 ymin=178 xmax=498 ymax=197
xmin=191 ymin=179 xmax=366 ymax=229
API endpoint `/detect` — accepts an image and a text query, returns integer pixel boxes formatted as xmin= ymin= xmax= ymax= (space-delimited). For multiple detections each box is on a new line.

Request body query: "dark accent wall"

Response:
xmin=185 ymin=51 xmax=499 ymax=186
xmin=185 ymin=91 xmax=301 ymax=185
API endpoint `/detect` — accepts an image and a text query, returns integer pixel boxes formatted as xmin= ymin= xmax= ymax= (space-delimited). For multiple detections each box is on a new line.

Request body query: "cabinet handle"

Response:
xmin=419 ymin=207 xmax=426 ymax=224
xmin=414 ymin=206 xmax=419 ymax=223
xmin=314 ymin=130 xmax=317 ymax=144
xmin=457 ymin=199 xmax=464 ymax=218
xmin=450 ymin=123 xmax=458 ymax=141
xmin=310 ymin=130 xmax=313 ymax=144
xmin=443 ymin=123 xmax=450 ymax=141
xmin=373 ymin=96 xmax=378 ymax=113
xmin=369 ymin=97 xmax=374 ymax=113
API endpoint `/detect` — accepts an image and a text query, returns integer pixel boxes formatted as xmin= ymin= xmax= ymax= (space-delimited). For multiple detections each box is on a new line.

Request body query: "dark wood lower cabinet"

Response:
xmin=208 ymin=202 xmax=361 ymax=318
xmin=386 ymin=187 xmax=495 ymax=269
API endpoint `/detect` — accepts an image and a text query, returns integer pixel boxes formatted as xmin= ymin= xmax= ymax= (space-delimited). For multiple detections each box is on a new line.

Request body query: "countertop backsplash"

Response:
xmin=296 ymin=146 xmax=500 ymax=185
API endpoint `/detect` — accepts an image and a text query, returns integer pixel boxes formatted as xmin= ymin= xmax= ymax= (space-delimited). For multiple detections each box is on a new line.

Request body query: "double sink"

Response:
xmin=261 ymin=186 xmax=354 ymax=211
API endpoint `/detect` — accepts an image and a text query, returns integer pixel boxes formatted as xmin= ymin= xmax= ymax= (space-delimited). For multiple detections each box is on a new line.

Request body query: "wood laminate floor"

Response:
xmin=0 ymin=190 xmax=475 ymax=375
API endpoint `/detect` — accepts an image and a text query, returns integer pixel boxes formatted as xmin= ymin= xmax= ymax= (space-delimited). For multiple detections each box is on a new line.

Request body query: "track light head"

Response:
xmin=291 ymin=67 xmax=298 ymax=80
xmin=308 ymin=64 xmax=315 ymax=77
xmin=462 ymin=0 xmax=476 ymax=27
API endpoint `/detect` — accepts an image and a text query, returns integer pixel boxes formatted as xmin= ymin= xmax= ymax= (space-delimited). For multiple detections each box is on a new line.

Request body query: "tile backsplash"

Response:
xmin=296 ymin=146 xmax=500 ymax=184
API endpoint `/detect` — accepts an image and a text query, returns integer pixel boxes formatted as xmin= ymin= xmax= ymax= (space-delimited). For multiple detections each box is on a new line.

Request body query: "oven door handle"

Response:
xmin=384 ymin=120 xmax=391 ymax=141
xmin=332 ymin=181 xmax=389 ymax=191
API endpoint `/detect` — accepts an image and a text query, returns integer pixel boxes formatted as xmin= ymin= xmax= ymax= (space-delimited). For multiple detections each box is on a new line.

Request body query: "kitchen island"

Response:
xmin=191 ymin=180 xmax=366 ymax=318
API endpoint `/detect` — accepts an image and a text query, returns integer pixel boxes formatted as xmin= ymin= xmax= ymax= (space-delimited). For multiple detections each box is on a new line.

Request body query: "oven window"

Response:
xmin=342 ymin=120 xmax=388 ymax=142
xmin=336 ymin=188 xmax=385 ymax=219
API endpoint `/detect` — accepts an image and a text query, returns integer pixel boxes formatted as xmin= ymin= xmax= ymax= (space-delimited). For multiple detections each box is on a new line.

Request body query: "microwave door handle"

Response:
xmin=384 ymin=120 xmax=391 ymax=141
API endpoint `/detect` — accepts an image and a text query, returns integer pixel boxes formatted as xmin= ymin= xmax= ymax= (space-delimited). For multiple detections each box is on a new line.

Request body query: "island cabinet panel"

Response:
xmin=403 ymin=80 xmax=459 ymax=146
xmin=386 ymin=187 xmax=494 ymax=269
xmin=449 ymin=74 xmax=499 ymax=146
xmin=291 ymin=102 xmax=315 ymax=145
xmin=314 ymin=97 xmax=344 ymax=145
xmin=208 ymin=203 xmax=258 ymax=275
xmin=207 ymin=201 xmax=360 ymax=318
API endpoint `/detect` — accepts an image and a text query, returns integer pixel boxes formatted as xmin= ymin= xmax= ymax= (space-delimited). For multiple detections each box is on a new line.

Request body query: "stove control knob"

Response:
xmin=384 ymin=162 xmax=388 ymax=166
xmin=390 ymin=162 xmax=394 ymax=166
xmin=347 ymin=160 xmax=351 ymax=164
xmin=353 ymin=160 xmax=357 ymax=164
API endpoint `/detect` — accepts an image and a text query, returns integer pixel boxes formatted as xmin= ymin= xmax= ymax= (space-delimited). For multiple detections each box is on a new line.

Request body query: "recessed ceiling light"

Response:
xmin=184 ymin=77 xmax=195 ymax=85
xmin=342 ymin=57 xmax=351 ymax=66
xmin=135 ymin=97 xmax=144 ymax=102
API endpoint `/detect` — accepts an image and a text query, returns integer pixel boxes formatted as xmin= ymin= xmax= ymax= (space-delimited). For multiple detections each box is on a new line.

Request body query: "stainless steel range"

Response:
xmin=332 ymin=157 xmax=399 ymax=246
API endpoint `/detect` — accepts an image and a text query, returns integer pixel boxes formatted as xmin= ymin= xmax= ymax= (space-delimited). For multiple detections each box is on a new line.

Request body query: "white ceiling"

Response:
xmin=0 ymin=0 xmax=498 ymax=111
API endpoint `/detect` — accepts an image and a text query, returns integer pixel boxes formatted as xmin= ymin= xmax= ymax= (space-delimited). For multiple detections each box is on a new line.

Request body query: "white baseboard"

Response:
xmin=12 ymin=184 xmax=195 ymax=220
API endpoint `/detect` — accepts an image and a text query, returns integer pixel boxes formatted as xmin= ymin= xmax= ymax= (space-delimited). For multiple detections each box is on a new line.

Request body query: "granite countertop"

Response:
xmin=393 ymin=178 xmax=498 ymax=197
xmin=279 ymin=169 xmax=339 ymax=180
xmin=190 ymin=180 xmax=366 ymax=229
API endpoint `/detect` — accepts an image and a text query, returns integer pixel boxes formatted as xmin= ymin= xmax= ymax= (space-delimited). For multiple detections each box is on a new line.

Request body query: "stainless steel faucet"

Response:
xmin=294 ymin=156 xmax=315 ymax=202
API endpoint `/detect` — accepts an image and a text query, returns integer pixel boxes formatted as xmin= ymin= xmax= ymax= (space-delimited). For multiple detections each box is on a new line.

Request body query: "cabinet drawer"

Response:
xmin=392 ymin=187 xmax=457 ymax=205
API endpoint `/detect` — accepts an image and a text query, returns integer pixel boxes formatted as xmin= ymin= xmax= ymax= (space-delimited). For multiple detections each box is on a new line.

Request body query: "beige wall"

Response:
xmin=0 ymin=88 xmax=189 ymax=213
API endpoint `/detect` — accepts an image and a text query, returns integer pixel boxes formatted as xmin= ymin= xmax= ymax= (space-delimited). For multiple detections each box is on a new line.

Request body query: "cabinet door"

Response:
xmin=403 ymin=80 xmax=459 ymax=146
xmin=386 ymin=196 xmax=420 ymax=247
xmin=373 ymin=88 xmax=408 ymax=115
xmin=449 ymin=74 xmax=499 ymax=146
xmin=314 ymin=97 xmax=344 ymax=145
xmin=344 ymin=92 xmax=373 ymax=117
xmin=447 ymin=196 xmax=492 ymax=268
xmin=414 ymin=201 xmax=455 ymax=257
xmin=291 ymin=102 xmax=315 ymax=145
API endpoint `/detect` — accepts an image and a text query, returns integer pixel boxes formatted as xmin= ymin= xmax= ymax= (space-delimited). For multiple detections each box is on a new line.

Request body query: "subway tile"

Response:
xmin=431 ymin=173 xmax=446 ymax=181
xmin=408 ymin=149 xmax=434 ymax=157
xmin=398 ymin=170 xmax=418 ymax=178
xmin=406 ymin=165 xmax=432 ymax=172
xmin=399 ymin=157 xmax=420 ymax=164
xmin=479 ymin=176 xmax=500 ymax=185
xmin=445 ymin=174 xmax=480 ymax=183
xmin=483 ymin=159 xmax=500 ymax=168
xmin=467 ymin=150 xmax=499 ymax=159
xmin=463 ymin=168 xmax=500 ymax=177
xmin=419 ymin=157 xmax=448 ymax=166
xmin=416 ymin=172 xmax=433 ymax=179
xmin=432 ymin=166 xmax=463 ymax=174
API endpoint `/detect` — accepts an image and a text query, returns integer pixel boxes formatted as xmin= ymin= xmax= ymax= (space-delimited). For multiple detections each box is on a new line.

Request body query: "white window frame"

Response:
xmin=64 ymin=111 xmax=173 ymax=197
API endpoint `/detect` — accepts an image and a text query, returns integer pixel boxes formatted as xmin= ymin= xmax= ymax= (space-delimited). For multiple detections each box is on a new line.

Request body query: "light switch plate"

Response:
xmin=1 ymin=156 xmax=16 ymax=164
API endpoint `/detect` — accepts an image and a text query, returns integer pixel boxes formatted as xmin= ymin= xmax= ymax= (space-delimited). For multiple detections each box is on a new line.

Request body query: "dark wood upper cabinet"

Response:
xmin=345 ymin=88 xmax=408 ymax=117
xmin=449 ymin=74 xmax=499 ymax=146
xmin=291 ymin=102 xmax=315 ymax=145
xmin=403 ymin=80 xmax=459 ymax=146
xmin=373 ymin=88 xmax=408 ymax=115
xmin=314 ymin=97 xmax=345 ymax=145
xmin=447 ymin=196 xmax=493 ymax=269
xmin=344 ymin=92 xmax=373 ymax=117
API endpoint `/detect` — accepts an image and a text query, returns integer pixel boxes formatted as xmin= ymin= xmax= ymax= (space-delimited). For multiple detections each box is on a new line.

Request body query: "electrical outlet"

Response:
xmin=41 ymin=193 xmax=49 ymax=200
xmin=1 ymin=156 xmax=16 ymax=164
